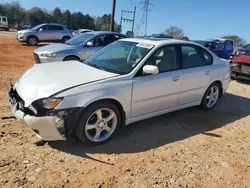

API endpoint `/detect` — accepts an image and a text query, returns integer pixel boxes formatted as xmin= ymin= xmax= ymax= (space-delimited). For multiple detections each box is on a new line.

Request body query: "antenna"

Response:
xmin=138 ymin=0 xmax=152 ymax=36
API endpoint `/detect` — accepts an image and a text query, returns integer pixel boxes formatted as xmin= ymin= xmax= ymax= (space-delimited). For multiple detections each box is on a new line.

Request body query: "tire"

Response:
xmin=75 ymin=101 xmax=121 ymax=145
xmin=200 ymin=83 xmax=221 ymax=110
xmin=27 ymin=36 xmax=38 ymax=46
xmin=62 ymin=36 xmax=71 ymax=43
xmin=63 ymin=56 xmax=80 ymax=61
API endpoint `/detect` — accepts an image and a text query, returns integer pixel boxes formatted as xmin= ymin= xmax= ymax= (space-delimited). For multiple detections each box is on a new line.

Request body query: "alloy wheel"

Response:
xmin=205 ymin=85 xmax=219 ymax=108
xmin=85 ymin=108 xmax=118 ymax=142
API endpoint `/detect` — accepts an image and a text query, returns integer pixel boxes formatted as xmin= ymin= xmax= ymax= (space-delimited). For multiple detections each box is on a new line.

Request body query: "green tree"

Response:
xmin=163 ymin=26 xmax=185 ymax=39
xmin=220 ymin=36 xmax=247 ymax=46
xmin=53 ymin=7 xmax=62 ymax=23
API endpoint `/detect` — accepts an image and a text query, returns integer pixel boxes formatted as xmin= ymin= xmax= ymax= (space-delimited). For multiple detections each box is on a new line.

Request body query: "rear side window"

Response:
xmin=2 ymin=17 xmax=7 ymax=22
xmin=181 ymin=45 xmax=212 ymax=69
xmin=48 ymin=25 xmax=64 ymax=31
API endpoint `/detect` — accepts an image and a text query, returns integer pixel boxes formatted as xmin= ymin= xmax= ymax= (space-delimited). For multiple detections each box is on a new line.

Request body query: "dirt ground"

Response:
xmin=0 ymin=33 xmax=250 ymax=188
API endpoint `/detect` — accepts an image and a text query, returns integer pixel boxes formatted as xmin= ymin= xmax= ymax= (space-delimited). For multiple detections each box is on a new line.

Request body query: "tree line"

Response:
xmin=0 ymin=2 xmax=120 ymax=31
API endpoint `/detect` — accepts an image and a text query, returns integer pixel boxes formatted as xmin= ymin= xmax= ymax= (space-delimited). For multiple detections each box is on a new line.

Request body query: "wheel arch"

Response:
xmin=62 ymin=55 xmax=81 ymax=61
xmin=84 ymin=98 xmax=126 ymax=127
xmin=26 ymin=35 xmax=39 ymax=42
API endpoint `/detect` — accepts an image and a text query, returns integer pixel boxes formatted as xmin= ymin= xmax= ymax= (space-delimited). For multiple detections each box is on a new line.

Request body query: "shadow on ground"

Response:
xmin=49 ymin=93 xmax=250 ymax=159
xmin=22 ymin=43 xmax=50 ymax=47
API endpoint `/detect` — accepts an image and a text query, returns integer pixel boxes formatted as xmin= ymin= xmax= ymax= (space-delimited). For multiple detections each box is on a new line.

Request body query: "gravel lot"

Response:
xmin=0 ymin=33 xmax=250 ymax=188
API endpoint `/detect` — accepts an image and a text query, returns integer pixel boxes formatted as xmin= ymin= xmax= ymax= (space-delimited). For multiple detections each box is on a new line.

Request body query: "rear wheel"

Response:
xmin=200 ymin=83 xmax=221 ymax=110
xmin=75 ymin=102 xmax=121 ymax=144
xmin=27 ymin=36 xmax=38 ymax=46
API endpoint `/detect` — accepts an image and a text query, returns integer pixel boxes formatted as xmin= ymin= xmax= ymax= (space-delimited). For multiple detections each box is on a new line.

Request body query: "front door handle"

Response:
xmin=205 ymin=71 xmax=210 ymax=75
xmin=172 ymin=76 xmax=180 ymax=81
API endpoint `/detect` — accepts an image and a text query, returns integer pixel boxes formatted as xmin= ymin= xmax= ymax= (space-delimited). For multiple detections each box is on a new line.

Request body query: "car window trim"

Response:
xmin=178 ymin=43 xmax=213 ymax=70
xmin=134 ymin=44 xmax=181 ymax=77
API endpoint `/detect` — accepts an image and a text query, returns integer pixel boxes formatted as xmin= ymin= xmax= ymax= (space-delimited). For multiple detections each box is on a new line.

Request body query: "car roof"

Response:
xmin=119 ymin=37 xmax=202 ymax=47
xmin=87 ymin=31 xmax=126 ymax=36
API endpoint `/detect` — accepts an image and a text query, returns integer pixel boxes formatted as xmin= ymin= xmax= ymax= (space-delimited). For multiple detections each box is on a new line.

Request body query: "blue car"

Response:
xmin=193 ymin=39 xmax=234 ymax=59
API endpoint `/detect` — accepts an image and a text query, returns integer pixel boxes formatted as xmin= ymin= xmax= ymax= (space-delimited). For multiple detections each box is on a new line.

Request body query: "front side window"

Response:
xmin=31 ymin=24 xmax=44 ymax=31
xmin=84 ymin=41 xmax=153 ymax=74
xmin=66 ymin=33 xmax=94 ymax=46
xmin=92 ymin=35 xmax=110 ymax=47
xmin=225 ymin=42 xmax=233 ymax=50
xmin=181 ymin=45 xmax=211 ymax=68
xmin=146 ymin=46 xmax=179 ymax=72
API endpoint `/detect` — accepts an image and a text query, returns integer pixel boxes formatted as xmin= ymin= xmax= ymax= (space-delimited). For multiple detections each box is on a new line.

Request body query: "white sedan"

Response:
xmin=8 ymin=38 xmax=231 ymax=144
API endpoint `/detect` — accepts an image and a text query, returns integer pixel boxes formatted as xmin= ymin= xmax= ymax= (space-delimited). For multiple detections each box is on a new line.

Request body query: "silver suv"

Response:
xmin=33 ymin=31 xmax=126 ymax=63
xmin=16 ymin=23 xmax=73 ymax=46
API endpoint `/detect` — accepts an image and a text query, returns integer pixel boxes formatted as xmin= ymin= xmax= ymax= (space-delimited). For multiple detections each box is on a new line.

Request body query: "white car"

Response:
xmin=8 ymin=38 xmax=231 ymax=144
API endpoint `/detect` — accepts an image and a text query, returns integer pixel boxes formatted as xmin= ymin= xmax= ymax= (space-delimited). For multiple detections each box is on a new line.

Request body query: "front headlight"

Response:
xmin=41 ymin=52 xmax=57 ymax=58
xmin=40 ymin=98 xmax=63 ymax=109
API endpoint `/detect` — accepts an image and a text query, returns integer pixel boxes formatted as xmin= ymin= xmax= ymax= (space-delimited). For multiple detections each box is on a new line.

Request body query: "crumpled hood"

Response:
xmin=15 ymin=61 xmax=118 ymax=107
xmin=34 ymin=43 xmax=75 ymax=54
xmin=233 ymin=55 xmax=250 ymax=64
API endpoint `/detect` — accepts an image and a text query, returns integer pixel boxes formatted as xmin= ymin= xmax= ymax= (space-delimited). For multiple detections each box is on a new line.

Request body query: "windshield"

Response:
xmin=66 ymin=33 xmax=94 ymax=46
xmin=84 ymin=41 xmax=153 ymax=74
xmin=243 ymin=44 xmax=250 ymax=49
xmin=31 ymin=24 xmax=44 ymax=31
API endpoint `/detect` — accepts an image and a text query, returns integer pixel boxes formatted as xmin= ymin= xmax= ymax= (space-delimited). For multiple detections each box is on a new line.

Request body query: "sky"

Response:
xmin=1 ymin=0 xmax=249 ymax=42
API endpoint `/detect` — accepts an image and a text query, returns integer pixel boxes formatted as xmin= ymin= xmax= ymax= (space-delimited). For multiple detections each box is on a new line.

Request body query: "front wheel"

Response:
xmin=200 ymin=83 xmax=221 ymax=110
xmin=75 ymin=102 xmax=121 ymax=144
xmin=27 ymin=36 xmax=38 ymax=46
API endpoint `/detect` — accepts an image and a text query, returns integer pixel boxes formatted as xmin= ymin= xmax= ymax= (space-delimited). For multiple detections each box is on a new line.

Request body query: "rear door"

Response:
xmin=47 ymin=25 xmax=64 ymax=41
xmin=178 ymin=45 xmax=213 ymax=105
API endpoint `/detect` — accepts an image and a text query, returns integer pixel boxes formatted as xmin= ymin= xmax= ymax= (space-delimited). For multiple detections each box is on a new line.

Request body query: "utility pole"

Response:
xmin=138 ymin=0 xmax=152 ymax=36
xmin=120 ymin=7 xmax=136 ymax=35
xmin=110 ymin=0 xmax=116 ymax=32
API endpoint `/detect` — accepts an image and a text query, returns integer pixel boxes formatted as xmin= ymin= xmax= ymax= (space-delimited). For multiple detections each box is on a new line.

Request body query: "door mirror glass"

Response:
xmin=86 ymin=41 xmax=94 ymax=47
xmin=143 ymin=65 xmax=159 ymax=75
xmin=39 ymin=28 xmax=43 ymax=32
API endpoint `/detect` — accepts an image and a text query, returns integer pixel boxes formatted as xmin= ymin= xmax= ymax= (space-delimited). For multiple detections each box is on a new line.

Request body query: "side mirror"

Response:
xmin=142 ymin=65 xmax=159 ymax=75
xmin=86 ymin=41 xmax=94 ymax=47
xmin=39 ymin=28 xmax=43 ymax=32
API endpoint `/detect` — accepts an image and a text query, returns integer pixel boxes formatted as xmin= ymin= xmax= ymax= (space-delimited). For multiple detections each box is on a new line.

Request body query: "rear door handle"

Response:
xmin=205 ymin=71 xmax=210 ymax=75
xmin=172 ymin=76 xmax=180 ymax=81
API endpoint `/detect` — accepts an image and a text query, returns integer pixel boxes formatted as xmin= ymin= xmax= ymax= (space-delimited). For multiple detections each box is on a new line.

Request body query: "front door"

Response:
xmin=178 ymin=45 xmax=213 ymax=105
xmin=131 ymin=45 xmax=182 ymax=117
xmin=36 ymin=25 xmax=50 ymax=41
xmin=83 ymin=35 xmax=110 ymax=60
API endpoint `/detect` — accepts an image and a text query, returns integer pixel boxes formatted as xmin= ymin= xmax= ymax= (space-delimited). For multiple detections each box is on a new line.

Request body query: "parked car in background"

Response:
xmin=0 ymin=16 xmax=8 ymax=31
xmin=231 ymin=51 xmax=250 ymax=80
xmin=23 ymin=25 xmax=31 ymax=29
xmin=234 ymin=43 xmax=250 ymax=56
xmin=9 ymin=38 xmax=230 ymax=144
xmin=33 ymin=31 xmax=126 ymax=63
xmin=73 ymin=29 xmax=93 ymax=36
xmin=193 ymin=39 xmax=234 ymax=59
xmin=16 ymin=23 xmax=73 ymax=46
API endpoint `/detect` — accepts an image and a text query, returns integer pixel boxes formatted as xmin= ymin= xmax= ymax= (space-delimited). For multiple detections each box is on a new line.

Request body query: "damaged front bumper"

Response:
xmin=8 ymin=85 xmax=82 ymax=141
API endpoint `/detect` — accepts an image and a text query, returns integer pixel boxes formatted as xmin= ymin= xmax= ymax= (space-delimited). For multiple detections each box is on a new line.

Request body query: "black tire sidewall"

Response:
xmin=27 ymin=36 xmax=37 ymax=46
xmin=200 ymin=83 xmax=221 ymax=110
xmin=75 ymin=102 xmax=121 ymax=145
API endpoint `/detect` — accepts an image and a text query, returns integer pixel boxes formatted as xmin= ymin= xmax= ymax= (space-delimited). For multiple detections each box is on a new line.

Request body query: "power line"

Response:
xmin=138 ymin=0 xmax=152 ymax=36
